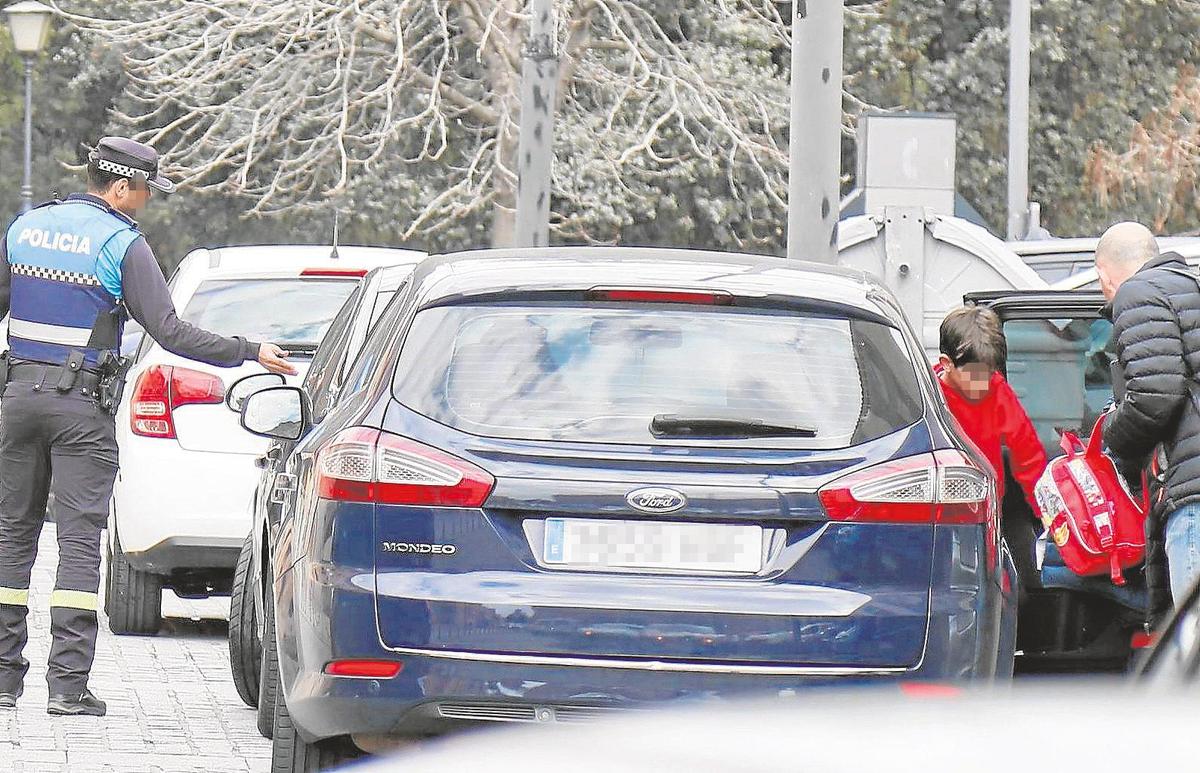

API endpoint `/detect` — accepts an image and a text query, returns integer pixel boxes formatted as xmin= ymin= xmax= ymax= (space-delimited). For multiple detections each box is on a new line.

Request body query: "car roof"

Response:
xmin=1052 ymin=251 xmax=1200 ymax=291
xmin=408 ymin=247 xmax=901 ymax=322
xmin=174 ymin=244 xmax=427 ymax=281
xmin=1017 ymin=235 xmax=1200 ymax=256
xmin=1009 ymin=237 xmax=1112 ymax=257
xmin=1011 ymin=236 xmax=1200 ymax=260
xmin=365 ymin=262 xmax=421 ymax=292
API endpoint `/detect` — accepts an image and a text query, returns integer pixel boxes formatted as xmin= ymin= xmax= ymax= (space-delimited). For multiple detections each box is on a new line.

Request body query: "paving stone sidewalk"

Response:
xmin=0 ymin=525 xmax=270 ymax=772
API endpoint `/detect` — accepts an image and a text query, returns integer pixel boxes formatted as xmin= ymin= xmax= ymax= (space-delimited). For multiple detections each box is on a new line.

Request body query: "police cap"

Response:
xmin=87 ymin=137 xmax=176 ymax=194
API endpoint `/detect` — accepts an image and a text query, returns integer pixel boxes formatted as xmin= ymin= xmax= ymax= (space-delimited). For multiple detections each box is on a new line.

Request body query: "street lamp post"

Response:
xmin=513 ymin=0 xmax=558 ymax=248
xmin=787 ymin=1 xmax=843 ymax=263
xmin=3 ymin=1 xmax=54 ymax=213
xmin=1006 ymin=0 xmax=1032 ymax=240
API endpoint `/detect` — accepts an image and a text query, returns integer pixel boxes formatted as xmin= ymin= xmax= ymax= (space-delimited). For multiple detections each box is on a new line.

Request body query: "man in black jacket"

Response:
xmin=1097 ymin=221 xmax=1200 ymax=613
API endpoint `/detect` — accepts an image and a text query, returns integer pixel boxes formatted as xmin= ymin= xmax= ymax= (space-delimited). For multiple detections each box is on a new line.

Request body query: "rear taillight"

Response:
xmin=324 ymin=659 xmax=403 ymax=678
xmin=817 ymin=450 xmax=992 ymax=524
xmin=129 ymin=365 xmax=225 ymax=439
xmin=898 ymin=682 xmax=964 ymax=698
xmin=1131 ymin=631 xmax=1160 ymax=650
xmin=315 ymin=427 xmax=495 ymax=507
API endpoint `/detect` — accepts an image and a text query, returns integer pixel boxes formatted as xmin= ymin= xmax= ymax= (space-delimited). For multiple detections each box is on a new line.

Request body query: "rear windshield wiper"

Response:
xmin=650 ymin=414 xmax=817 ymax=438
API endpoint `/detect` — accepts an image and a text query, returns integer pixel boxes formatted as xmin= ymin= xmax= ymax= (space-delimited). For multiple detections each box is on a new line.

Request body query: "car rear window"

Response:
xmin=181 ymin=279 xmax=358 ymax=348
xmin=393 ymin=304 xmax=924 ymax=448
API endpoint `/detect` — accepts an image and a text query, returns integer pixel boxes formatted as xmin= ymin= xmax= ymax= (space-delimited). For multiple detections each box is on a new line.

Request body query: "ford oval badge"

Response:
xmin=626 ymin=487 xmax=687 ymax=514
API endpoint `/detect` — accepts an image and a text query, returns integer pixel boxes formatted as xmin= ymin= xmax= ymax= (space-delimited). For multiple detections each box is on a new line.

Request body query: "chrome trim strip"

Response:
xmin=378 ymin=644 xmax=910 ymax=676
xmin=365 ymin=568 xmax=870 ymax=617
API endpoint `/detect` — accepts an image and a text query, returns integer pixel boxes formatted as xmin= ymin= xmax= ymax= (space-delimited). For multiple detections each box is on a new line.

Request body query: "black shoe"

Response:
xmin=47 ymin=689 xmax=106 ymax=717
xmin=0 ymin=688 xmax=20 ymax=708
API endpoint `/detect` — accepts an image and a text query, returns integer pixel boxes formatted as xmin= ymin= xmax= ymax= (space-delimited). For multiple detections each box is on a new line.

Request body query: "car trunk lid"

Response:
xmin=371 ymin=428 xmax=938 ymax=669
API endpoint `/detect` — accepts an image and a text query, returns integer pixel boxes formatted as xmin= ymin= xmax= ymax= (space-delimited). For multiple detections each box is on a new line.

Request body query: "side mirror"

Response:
xmin=227 ymin=372 xmax=287 ymax=413
xmin=240 ymin=386 xmax=310 ymax=441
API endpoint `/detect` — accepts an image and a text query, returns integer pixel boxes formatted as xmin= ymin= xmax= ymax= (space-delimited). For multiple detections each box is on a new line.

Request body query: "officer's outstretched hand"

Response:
xmin=259 ymin=343 xmax=299 ymax=376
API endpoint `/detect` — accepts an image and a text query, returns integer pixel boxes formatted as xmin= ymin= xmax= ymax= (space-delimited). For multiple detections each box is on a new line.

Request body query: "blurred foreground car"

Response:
xmin=237 ymin=248 xmax=1018 ymax=771
xmin=350 ymin=684 xmax=1190 ymax=772
xmin=106 ymin=245 xmax=424 ymax=634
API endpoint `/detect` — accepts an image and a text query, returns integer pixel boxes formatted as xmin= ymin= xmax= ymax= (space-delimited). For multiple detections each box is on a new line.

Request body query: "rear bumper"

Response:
xmin=277 ymin=568 xmax=1006 ymax=745
xmin=121 ymin=536 xmax=242 ymax=575
xmin=285 ymin=650 xmax=913 ymax=742
xmin=273 ymin=499 xmax=1012 ymax=743
xmin=113 ymin=436 xmax=261 ymax=561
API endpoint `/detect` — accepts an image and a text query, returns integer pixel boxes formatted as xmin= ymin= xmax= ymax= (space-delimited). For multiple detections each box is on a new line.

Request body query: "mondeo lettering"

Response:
xmin=16 ymin=228 xmax=92 ymax=255
xmin=380 ymin=541 xmax=457 ymax=555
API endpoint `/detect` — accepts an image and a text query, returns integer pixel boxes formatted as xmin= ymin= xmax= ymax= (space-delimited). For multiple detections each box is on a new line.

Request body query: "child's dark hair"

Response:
xmin=940 ymin=306 xmax=1006 ymax=369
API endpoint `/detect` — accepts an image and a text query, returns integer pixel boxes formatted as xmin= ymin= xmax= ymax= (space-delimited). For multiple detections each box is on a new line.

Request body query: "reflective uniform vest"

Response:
xmin=4 ymin=199 xmax=140 ymax=368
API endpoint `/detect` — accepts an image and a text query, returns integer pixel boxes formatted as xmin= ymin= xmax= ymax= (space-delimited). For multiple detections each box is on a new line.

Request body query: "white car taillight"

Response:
xmin=129 ymin=365 xmax=225 ymax=439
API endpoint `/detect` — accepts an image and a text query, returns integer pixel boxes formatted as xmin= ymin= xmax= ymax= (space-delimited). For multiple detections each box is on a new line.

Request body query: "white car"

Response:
xmin=106 ymin=244 xmax=425 ymax=634
xmin=1048 ymin=242 xmax=1200 ymax=291
xmin=1010 ymin=236 xmax=1200 ymax=287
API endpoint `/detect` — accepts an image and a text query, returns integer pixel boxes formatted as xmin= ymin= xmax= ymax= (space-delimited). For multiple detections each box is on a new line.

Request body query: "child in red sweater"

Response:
xmin=935 ymin=306 xmax=1047 ymax=512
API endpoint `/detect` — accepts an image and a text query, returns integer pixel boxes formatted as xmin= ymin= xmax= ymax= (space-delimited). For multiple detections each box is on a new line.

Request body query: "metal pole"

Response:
xmin=514 ymin=0 xmax=559 ymax=248
xmin=20 ymin=56 xmax=34 ymax=213
xmin=787 ymin=0 xmax=843 ymax=263
xmin=1006 ymin=0 xmax=1031 ymax=240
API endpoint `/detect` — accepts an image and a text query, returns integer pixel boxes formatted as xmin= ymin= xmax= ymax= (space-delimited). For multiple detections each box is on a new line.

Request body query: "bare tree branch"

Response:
xmin=58 ymin=0 xmax=851 ymax=245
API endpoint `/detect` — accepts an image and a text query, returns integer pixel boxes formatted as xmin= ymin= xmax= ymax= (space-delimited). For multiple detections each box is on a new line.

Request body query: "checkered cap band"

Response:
xmin=93 ymin=158 xmax=150 ymax=180
xmin=11 ymin=263 xmax=101 ymax=287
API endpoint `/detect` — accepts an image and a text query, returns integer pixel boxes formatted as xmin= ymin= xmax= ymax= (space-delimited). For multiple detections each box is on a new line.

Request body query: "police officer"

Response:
xmin=0 ymin=137 xmax=296 ymax=716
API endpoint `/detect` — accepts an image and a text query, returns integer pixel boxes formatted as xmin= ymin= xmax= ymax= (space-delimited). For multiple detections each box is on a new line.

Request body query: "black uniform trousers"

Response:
xmin=0 ymin=382 xmax=118 ymax=695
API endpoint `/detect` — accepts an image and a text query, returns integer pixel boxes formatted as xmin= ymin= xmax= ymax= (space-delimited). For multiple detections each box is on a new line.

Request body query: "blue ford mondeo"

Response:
xmin=238 ymin=248 xmax=1017 ymax=770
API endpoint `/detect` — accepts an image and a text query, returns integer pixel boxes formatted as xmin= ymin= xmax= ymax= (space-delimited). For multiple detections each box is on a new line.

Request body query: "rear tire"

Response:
xmin=106 ymin=530 xmax=163 ymax=636
xmin=229 ymin=533 xmax=261 ymax=707
xmin=271 ymin=692 xmax=357 ymax=772
xmin=258 ymin=556 xmax=280 ymax=739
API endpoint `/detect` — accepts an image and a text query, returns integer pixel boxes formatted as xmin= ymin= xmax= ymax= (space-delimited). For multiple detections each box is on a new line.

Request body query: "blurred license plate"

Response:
xmin=543 ymin=518 xmax=762 ymax=573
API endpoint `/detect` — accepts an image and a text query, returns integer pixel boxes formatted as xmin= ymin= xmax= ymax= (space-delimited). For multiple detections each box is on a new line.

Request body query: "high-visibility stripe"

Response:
xmin=9 ymin=318 xmax=92 ymax=347
xmin=0 ymin=587 xmax=29 ymax=606
xmin=49 ymin=589 xmax=98 ymax=612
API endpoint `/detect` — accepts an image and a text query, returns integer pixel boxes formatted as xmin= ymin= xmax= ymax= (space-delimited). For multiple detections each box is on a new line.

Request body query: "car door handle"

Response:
xmin=255 ymin=446 xmax=283 ymax=469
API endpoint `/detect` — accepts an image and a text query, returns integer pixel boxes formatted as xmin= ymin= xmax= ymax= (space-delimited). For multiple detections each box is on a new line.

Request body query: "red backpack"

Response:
xmin=1033 ymin=413 xmax=1148 ymax=586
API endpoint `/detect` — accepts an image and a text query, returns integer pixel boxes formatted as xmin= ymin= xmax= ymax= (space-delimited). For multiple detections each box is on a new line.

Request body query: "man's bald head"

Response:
xmin=1096 ymin=222 xmax=1159 ymax=269
xmin=1095 ymin=221 xmax=1160 ymax=301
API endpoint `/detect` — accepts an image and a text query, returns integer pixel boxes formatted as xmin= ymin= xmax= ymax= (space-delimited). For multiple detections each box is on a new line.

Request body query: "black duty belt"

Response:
xmin=9 ymin=362 xmax=104 ymax=393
